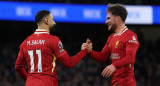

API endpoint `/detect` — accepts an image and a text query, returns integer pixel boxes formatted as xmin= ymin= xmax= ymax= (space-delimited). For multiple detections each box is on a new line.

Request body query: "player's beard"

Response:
xmin=49 ymin=25 xmax=56 ymax=34
xmin=108 ymin=23 xmax=117 ymax=33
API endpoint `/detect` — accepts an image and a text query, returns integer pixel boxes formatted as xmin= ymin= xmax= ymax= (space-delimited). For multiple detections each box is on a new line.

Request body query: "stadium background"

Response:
xmin=0 ymin=0 xmax=160 ymax=86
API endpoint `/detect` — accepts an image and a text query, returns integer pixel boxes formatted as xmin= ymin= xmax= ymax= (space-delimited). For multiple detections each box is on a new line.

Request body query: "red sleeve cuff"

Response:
xmin=112 ymin=63 xmax=118 ymax=68
xmin=89 ymin=50 xmax=95 ymax=55
xmin=81 ymin=49 xmax=88 ymax=54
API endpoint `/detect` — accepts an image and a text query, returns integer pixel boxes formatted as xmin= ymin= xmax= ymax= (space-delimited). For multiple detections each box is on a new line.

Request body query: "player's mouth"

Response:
xmin=108 ymin=24 xmax=111 ymax=27
xmin=107 ymin=24 xmax=111 ymax=30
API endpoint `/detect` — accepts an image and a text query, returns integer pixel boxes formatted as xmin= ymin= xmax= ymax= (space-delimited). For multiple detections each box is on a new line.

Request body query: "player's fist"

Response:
xmin=101 ymin=64 xmax=116 ymax=78
xmin=86 ymin=38 xmax=92 ymax=53
xmin=86 ymin=38 xmax=91 ymax=44
xmin=87 ymin=43 xmax=92 ymax=53
xmin=81 ymin=43 xmax=88 ymax=50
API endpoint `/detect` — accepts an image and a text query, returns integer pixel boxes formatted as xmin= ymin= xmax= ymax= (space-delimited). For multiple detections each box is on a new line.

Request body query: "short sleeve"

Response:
xmin=50 ymin=37 xmax=67 ymax=58
xmin=126 ymin=34 xmax=139 ymax=51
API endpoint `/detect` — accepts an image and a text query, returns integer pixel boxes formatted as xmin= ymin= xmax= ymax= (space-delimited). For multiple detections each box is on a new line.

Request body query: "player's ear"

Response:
xmin=44 ymin=18 xmax=49 ymax=25
xmin=116 ymin=16 xmax=120 ymax=22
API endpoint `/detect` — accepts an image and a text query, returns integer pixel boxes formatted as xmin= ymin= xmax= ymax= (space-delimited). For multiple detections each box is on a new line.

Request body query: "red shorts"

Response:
xmin=25 ymin=74 xmax=58 ymax=86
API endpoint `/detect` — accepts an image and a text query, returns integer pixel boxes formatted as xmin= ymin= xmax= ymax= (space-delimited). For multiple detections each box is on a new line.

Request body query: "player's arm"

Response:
xmin=89 ymin=35 xmax=112 ymax=63
xmin=112 ymin=35 xmax=139 ymax=67
xmin=51 ymin=37 xmax=88 ymax=69
xmin=15 ymin=45 xmax=27 ymax=80
xmin=90 ymin=44 xmax=110 ymax=63
xmin=57 ymin=50 xmax=87 ymax=69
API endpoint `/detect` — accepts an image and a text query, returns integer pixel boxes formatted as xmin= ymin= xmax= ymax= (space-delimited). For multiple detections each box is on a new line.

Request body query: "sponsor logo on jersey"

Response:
xmin=129 ymin=36 xmax=138 ymax=44
xmin=59 ymin=41 xmax=64 ymax=52
xmin=115 ymin=41 xmax=119 ymax=48
xmin=111 ymin=53 xmax=120 ymax=59
xmin=27 ymin=40 xmax=45 ymax=45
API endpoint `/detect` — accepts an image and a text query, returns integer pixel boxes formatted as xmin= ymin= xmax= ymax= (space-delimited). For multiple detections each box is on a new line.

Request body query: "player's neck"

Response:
xmin=38 ymin=26 xmax=50 ymax=33
xmin=115 ymin=23 xmax=125 ymax=34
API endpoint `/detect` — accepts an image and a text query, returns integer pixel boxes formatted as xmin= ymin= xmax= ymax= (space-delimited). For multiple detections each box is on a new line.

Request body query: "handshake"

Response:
xmin=81 ymin=39 xmax=93 ymax=53
xmin=81 ymin=39 xmax=116 ymax=78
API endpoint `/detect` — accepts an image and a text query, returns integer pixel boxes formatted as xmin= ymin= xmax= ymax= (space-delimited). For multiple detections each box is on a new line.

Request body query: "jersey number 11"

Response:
xmin=28 ymin=50 xmax=42 ymax=73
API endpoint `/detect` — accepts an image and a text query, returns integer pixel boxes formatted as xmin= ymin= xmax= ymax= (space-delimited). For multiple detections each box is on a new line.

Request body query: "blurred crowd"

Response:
xmin=1 ymin=0 xmax=160 ymax=5
xmin=0 ymin=26 xmax=160 ymax=86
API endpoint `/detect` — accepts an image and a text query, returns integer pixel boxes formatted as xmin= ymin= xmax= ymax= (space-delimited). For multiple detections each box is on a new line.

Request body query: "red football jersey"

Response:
xmin=15 ymin=29 xmax=87 ymax=86
xmin=90 ymin=26 xmax=139 ymax=86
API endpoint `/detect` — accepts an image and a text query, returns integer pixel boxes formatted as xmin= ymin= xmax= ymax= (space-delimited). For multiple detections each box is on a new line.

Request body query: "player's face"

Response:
xmin=48 ymin=13 xmax=56 ymax=33
xmin=105 ymin=12 xmax=117 ymax=32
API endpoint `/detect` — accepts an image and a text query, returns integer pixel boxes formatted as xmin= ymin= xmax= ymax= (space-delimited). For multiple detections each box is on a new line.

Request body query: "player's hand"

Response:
xmin=86 ymin=38 xmax=91 ymax=44
xmin=81 ymin=43 xmax=88 ymax=50
xmin=86 ymin=38 xmax=92 ymax=53
xmin=101 ymin=64 xmax=116 ymax=78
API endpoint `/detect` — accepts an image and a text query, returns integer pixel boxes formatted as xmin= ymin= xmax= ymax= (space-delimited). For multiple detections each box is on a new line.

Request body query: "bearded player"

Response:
xmin=86 ymin=4 xmax=139 ymax=86
xmin=15 ymin=10 xmax=88 ymax=86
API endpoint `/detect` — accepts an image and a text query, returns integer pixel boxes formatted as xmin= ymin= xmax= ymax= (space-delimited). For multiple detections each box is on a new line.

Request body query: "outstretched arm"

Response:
xmin=57 ymin=49 xmax=88 ymax=68
xmin=90 ymin=44 xmax=110 ymax=63
xmin=86 ymin=39 xmax=110 ymax=63
xmin=51 ymin=37 xmax=88 ymax=69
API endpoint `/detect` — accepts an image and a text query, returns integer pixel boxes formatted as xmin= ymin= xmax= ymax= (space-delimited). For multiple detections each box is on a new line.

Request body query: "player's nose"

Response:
xmin=54 ymin=22 xmax=56 ymax=25
xmin=105 ymin=20 xmax=108 ymax=25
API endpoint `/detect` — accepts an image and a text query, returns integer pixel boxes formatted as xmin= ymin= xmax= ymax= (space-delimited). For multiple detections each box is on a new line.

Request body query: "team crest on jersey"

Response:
xmin=59 ymin=41 xmax=64 ymax=52
xmin=115 ymin=41 xmax=119 ymax=48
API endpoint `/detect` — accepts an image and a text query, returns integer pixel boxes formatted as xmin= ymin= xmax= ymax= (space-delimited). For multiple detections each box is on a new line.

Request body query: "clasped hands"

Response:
xmin=81 ymin=39 xmax=92 ymax=53
xmin=81 ymin=39 xmax=116 ymax=78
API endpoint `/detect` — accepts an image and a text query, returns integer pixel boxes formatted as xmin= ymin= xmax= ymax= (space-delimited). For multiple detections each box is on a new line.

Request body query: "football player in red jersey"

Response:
xmin=86 ymin=4 xmax=139 ymax=86
xmin=15 ymin=10 xmax=88 ymax=86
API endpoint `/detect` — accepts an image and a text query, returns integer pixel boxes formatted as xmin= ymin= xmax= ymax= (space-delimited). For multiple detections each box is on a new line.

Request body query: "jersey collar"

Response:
xmin=114 ymin=26 xmax=128 ymax=36
xmin=34 ymin=29 xmax=49 ymax=34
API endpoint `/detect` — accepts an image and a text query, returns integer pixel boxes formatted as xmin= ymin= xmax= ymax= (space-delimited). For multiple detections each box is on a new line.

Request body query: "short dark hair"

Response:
xmin=35 ymin=10 xmax=51 ymax=23
xmin=107 ymin=3 xmax=128 ymax=22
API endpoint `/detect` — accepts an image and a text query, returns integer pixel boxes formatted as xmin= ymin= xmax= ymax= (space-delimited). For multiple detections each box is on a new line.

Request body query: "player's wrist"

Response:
xmin=111 ymin=63 xmax=117 ymax=68
xmin=88 ymin=49 xmax=92 ymax=54
xmin=81 ymin=49 xmax=88 ymax=53
xmin=88 ymin=49 xmax=94 ymax=55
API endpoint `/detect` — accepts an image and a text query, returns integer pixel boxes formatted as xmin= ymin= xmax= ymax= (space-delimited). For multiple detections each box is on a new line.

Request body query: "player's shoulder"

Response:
xmin=125 ymin=29 xmax=139 ymax=45
xmin=126 ymin=29 xmax=137 ymax=36
xmin=49 ymin=35 xmax=60 ymax=41
xmin=109 ymin=33 xmax=115 ymax=37
xmin=20 ymin=36 xmax=30 ymax=48
xmin=46 ymin=35 xmax=62 ymax=46
xmin=124 ymin=29 xmax=139 ymax=43
xmin=108 ymin=33 xmax=114 ymax=39
xmin=122 ymin=29 xmax=138 ymax=40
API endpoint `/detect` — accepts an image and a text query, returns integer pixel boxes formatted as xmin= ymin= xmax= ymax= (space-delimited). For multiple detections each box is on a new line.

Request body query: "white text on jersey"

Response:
xmin=27 ymin=40 xmax=45 ymax=45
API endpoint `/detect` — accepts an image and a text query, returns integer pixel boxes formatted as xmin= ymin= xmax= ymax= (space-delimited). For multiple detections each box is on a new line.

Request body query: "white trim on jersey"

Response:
xmin=34 ymin=29 xmax=49 ymax=34
xmin=119 ymin=27 xmax=128 ymax=36
xmin=114 ymin=26 xmax=128 ymax=36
